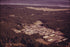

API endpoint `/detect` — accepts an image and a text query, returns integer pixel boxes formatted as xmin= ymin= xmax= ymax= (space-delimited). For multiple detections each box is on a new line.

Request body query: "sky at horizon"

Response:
xmin=0 ymin=0 xmax=70 ymax=7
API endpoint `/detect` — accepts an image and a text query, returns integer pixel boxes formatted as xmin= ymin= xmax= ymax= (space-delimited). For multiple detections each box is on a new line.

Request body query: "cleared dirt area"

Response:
xmin=26 ymin=7 xmax=70 ymax=11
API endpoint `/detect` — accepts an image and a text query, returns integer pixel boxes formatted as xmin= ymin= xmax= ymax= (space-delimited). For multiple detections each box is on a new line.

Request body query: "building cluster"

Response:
xmin=12 ymin=21 xmax=67 ymax=43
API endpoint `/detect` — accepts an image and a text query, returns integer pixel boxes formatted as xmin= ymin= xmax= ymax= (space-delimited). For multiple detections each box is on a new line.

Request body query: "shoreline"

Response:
xmin=0 ymin=5 xmax=70 ymax=9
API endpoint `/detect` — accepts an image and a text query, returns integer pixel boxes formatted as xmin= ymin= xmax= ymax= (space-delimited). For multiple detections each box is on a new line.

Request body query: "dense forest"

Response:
xmin=0 ymin=5 xmax=70 ymax=47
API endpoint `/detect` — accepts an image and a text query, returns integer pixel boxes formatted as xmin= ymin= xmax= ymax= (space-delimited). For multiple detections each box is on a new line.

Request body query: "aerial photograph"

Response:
xmin=0 ymin=0 xmax=70 ymax=47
